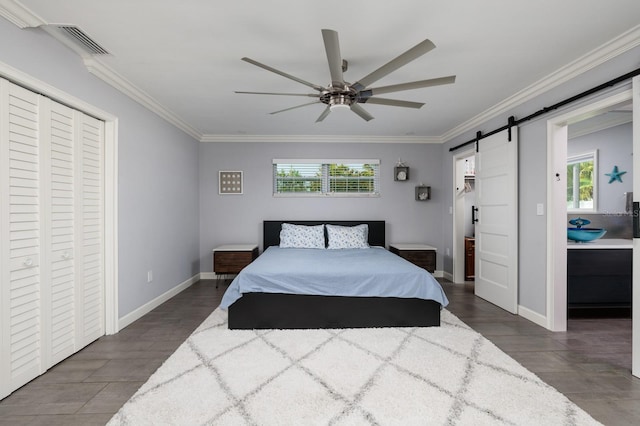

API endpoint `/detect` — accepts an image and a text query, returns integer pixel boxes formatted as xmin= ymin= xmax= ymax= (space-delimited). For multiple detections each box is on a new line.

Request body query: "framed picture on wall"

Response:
xmin=219 ymin=171 xmax=243 ymax=194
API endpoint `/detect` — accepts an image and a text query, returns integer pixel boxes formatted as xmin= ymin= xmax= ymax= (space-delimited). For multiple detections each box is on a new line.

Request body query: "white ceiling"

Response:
xmin=7 ymin=0 xmax=640 ymax=140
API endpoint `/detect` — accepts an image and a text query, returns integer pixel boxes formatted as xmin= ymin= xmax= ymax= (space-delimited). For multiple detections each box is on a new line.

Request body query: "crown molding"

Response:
xmin=199 ymin=134 xmax=444 ymax=144
xmin=442 ymin=24 xmax=640 ymax=143
xmin=83 ymin=58 xmax=202 ymax=140
xmin=0 ymin=1 xmax=202 ymax=140
xmin=0 ymin=0 xmax=45 ymax=28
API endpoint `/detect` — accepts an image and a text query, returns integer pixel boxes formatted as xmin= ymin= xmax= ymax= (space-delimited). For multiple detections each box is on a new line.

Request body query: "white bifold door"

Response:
xmin=0 ymin=78 xmax=105 ymax=399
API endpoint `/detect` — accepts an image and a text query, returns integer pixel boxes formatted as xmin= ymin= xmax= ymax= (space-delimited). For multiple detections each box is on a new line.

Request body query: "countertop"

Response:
xmin=567 ymin=238 xmax=632 ymax=249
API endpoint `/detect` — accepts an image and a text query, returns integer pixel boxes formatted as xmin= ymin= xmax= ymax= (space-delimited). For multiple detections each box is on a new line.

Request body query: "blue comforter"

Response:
xmin=220 ymin=246 xmax=449 ymax=309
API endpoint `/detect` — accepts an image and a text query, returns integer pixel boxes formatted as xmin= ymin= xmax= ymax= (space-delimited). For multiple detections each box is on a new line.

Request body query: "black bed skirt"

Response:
xmin=228 ymin=292 xmax=442 ymax=329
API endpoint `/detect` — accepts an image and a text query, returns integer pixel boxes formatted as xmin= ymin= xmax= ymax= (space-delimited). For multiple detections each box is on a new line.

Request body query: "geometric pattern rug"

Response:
xmin=107 ymin=308 xmax=601 ymax=425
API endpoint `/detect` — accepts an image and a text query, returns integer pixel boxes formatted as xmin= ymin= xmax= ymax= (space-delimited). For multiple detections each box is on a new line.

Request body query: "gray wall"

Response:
xmin=199 ymin=142 xmax=444 ymax=271
xmin=0 ymin=19 xmax=201 ymax=317
xmin=441 ymin=45 xmax=640 ymax=316
xmin=568 ymin=122 xmax=633 ymax=214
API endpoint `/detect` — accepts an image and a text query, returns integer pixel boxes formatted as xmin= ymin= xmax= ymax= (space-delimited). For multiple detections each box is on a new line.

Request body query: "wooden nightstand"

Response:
xmin=213 ymin=244 xmax=259 ymax=286
xmin=389 ymin=243 xmax=436 ymax=273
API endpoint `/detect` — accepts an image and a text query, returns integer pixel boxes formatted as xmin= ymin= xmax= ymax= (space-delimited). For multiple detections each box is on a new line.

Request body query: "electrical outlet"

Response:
xmin=147 ymin=270 xmax=153 ymax=283
xmin=446 ymin=248 xmax=450 ymax=256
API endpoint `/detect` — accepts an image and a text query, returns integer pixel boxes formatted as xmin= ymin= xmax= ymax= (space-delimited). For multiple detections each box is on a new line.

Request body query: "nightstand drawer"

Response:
xmin=213 ymin=245 xmax=259 ymax=274
xmin=389 ymin=244 xmax=436 ymax=273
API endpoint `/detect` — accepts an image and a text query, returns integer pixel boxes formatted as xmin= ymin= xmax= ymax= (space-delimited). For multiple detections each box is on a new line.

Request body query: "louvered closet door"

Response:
xmin=76 ymin=113 xmax=104 ymax=347
xmin=0 ymin=79 xmax=43 ymax=398
xmin=1 ymin=79 xmax=106 ymax=399
xmin=41 ymin=99 xmax=77 ymax=367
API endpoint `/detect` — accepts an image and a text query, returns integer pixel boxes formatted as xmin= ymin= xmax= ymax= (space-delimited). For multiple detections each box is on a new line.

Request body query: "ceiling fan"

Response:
xmin=235 ymin=29 xmax=456 ymax=122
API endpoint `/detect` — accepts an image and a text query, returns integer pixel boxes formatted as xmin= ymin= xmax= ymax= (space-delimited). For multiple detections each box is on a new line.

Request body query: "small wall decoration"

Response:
xmin=415 ymin=185 xmax=431 ymax=201
xmin=605 ymin=165 xmax=626 ymax=183
xmin=219 ymin=171 xmax=243 ymax=194
xmin=394 ymin=159 xmax=409 ymax=181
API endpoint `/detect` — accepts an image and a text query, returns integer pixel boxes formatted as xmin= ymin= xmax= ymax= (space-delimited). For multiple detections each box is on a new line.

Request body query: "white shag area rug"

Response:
xmin=108 ymin=309 xmax=601 ymax=426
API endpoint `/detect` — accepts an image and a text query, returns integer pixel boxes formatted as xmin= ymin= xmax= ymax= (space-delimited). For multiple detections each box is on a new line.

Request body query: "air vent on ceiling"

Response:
xmin=55 ymin=25 xmax=110 ymax=55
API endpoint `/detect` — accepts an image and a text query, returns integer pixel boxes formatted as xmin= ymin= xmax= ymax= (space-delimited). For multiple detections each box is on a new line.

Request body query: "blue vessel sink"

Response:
xmin=567 ymin=227 xmax=607 ymax=242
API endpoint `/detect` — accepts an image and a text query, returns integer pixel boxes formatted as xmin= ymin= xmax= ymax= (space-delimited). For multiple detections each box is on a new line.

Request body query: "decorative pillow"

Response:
xmin=279 ymin=223 xmax=325 ymax=249
xmin=326 ymin=224 xmax=369 ymax=249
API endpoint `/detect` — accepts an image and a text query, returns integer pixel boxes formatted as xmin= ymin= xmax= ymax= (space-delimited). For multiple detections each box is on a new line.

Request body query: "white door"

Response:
xmin=0 ymin=78 xmax=106 ymax=399
xmin=474 ymin=128 xmax=519 ymax=314
xmin=75 ymin=113 xmax=105 ymax=348
xmin=0 ymin=80 xmax=43 ymax=397
xmin=41 ymin=99 xmax=78 ymax=367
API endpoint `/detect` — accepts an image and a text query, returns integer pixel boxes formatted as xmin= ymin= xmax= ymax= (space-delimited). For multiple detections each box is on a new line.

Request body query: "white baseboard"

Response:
xmin=118 ymin=274 xmax=200 ymax=331
xmin=199 ymin=272 xmax=216 ymax=280
xmin=518 ymin=305 xmax=548 ymax=329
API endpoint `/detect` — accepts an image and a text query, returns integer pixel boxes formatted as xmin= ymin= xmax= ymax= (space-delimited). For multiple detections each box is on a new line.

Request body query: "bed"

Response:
xmin=221 ymin=220 xmax=448 ymax=329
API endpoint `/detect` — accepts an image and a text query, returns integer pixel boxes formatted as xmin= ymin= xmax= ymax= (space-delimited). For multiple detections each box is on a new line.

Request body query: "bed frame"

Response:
xmin=227 ymin=220 xmax=442 ymax=329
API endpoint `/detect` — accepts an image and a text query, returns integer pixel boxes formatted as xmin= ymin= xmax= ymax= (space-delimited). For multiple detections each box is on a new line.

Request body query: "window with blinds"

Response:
xmin=273 ymin=159 xmax=380 ymax=197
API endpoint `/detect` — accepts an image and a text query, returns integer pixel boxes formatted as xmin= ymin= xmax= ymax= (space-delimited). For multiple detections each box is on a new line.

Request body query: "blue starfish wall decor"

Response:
xmin=605 ymin=165 xmax=626 ymax=183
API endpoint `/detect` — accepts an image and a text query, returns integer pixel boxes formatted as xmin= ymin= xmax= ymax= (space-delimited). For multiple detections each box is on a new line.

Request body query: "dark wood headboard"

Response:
xmin=263 ymin=220 xmax=385 ymax=249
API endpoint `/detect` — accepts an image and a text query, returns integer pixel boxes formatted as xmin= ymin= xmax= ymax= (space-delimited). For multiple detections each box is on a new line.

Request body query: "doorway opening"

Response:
xmin=566 ymin=102 xmax=633 ymax=320
xmin=547 ymin=90 xmax=633 ymax=331
xmin=547 ymin=88 xmax=637 ymax=376
xmin=453 ymin=149 xmax=476 ymax=284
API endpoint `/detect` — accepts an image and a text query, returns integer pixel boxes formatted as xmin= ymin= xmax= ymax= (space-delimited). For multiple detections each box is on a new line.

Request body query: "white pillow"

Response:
xmin=326 ymin=224 xmax=369 ymax=249
xmin=279 ymin=223 xmax=325 ymax=249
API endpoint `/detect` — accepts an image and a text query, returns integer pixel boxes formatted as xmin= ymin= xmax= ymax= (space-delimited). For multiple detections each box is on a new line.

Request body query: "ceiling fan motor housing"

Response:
xmin=321 ymin=86 xmax=357 ymax=108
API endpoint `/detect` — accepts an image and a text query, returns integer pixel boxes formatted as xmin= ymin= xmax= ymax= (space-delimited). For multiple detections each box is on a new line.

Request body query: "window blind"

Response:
xmin=273 ymin=159 xmax=380 ymax=197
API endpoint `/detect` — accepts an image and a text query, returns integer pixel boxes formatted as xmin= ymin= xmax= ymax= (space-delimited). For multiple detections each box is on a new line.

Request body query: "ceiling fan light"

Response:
xmin=330 ymin=103 xmax=350 ymax=111
xmin=329 ymin=94 xmax=352 ymax=111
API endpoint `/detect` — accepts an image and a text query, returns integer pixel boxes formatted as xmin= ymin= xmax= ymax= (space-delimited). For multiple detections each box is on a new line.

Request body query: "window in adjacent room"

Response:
xmin=567 ymin=150 xmax=597 ymax=211
xmin=273 ymin=159 xmax=380 ymax=197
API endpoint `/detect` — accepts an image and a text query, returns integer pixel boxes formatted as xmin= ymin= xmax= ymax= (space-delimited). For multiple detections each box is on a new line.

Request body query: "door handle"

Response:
xmin=472 ymin=206 xmax=479 ymax=224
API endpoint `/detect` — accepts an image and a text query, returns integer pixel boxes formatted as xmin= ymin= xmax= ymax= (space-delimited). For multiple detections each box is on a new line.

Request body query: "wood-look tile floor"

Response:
xmin=0 ymin=279 xmax=638 ymax=425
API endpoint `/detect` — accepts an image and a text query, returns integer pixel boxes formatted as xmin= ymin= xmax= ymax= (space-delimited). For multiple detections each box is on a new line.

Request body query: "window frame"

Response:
xmin=273 ymin=159 xmax=381 ymax=198
xmin=566 ymin=150 xmax=598 ymax=212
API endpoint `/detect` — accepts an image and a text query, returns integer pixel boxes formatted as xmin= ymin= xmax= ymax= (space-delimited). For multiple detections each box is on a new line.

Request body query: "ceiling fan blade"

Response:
xmin=321 ymin=29 xmax=344 ymax=87
xmin=235 ymin=91 xmax=318 ymax=97
xmin=362 ymin=98 xmax=424 ymax=109
xmin=350 ymin=104 xmax=374 ymax=121
xmin=367 ymin=75 xmax=456 ymax=96
xmin=316 ymin=106 xmax=331 ymax=122
xmin=352 ymin=39 xmax=436 ymax=91
xmin=242 ymin=57 xmax=325 ymax=91
xmin=269 ymin=101 xmax=320 ymax=115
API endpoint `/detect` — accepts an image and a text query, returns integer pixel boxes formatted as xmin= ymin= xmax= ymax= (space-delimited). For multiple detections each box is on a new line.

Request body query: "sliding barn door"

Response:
xmin=474 ymin=128 xmax=519 ymax=314
xmin=0 ymin=78 xmax=105 ymax=399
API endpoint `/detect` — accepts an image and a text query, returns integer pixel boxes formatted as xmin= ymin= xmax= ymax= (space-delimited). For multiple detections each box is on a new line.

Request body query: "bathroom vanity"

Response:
xmin=567 ymin=239 xmax=632 ymax=317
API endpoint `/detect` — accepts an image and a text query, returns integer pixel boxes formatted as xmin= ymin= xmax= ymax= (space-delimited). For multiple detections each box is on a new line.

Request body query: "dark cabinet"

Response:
xmin=567 ymin=248 xmax=631 ymax=316
xmin=464 ymin=237 xmax=475 ymax=281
